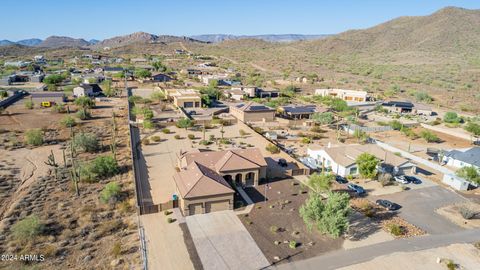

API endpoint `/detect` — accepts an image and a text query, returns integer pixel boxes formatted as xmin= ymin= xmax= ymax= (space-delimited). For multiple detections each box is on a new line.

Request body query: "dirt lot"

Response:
xmin=436 ymin=203 xmax=480 ymax=229
xmin=239 ymin=179 xmax=343 ymax=265
xmin=0 ymin=103 xmax=65 ymax=132
xmin=0 ymin=98 xmax=142 ymax=269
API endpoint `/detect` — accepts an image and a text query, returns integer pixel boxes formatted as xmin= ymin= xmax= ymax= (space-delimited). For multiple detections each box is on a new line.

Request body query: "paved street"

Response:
xmin=370 ymin=186 xmax=466 ymax=234
xmin=186 ymin=211 xmax=269 ymax=270
xmin=275 ymin=229 xmax=480 ymax=270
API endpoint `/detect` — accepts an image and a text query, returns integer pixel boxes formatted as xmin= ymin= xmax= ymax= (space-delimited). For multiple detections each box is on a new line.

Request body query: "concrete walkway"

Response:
xmin=375 ymin=140 xmax=454 ymax=176
xmin=186 ymin=211 xmax=269 ymax=270
xmin=275 ymin=229 xmax=480 ymax=270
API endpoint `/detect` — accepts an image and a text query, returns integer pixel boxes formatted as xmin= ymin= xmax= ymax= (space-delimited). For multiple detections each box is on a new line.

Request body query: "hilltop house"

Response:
xmin=315 ymin=89 xmax=368 ymax=102
xmin=307 ymin=144 xmax=415 ymax=177
xmin=174 ymin=148 xmax=268 ymax=215
xmin=229 ymin=101 xmax=276 ymax=122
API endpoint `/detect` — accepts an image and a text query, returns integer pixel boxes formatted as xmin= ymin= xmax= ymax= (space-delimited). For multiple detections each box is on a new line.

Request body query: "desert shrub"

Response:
xmin=174 ymin=134 xmax=181 ymax=140
xmin=389 ymin=120 xmax=403 ymax=130
xmin=420 ymin=130 xmax=440 ymax=143
xmin=167 ymin=217 xmax=175 ymax=223
xmin=25 ymin=99 xmax=34 ymax=109
xmin=76 ymin=108 xmax=91 ymax=120
xmin=164 ymin=210 xmax=172 ymax=216
xmin=142 ymin=138 xmax=150 ymax=145
xmin=443 ymin=112 xmax=460 ymax=124
xmin=270 ymin=226 xmax=279 ymax=233
xmin=388 ymin=224 xmax=404 ymax=236
xmin=199 ymin=140 xmax=211 ymax=145
xmin=378 ymin=173 xmax=393 ymax=186
xmin=265 ymin=143 xmax=280 ymax=154
xmin=161 ymin=128 xmax=170 ymax=134
xmin=187 ymin=134 xmax=195 ymax=140
xmin=143 ymin=120 xmax=154 ymax=129
xmin=414 ymin=91 xmax=433 ymax=103
xmin=239 ymin=129 xmax=247 ymax=137
xmin=11 ymin=215 xmax=43 ymax=242
xmin=459 ymin=206 xmax=476 ymax=220
xmin=25 ymin=129 xmax=43 ymax=146
xmin=289 ymin=240 xmax=297 ymax=249
xmin=301 ymin=137 xmax=312 ymax=144
xmin=446 ymin=260 xmax=456 ymax=270
xmin=60 ymin=115 xmax=76 ymax=127
xmin=219 ymin=138 xmax=230 ymax=144
xmin=111 ymin=241 xmax=122 ymax=258
xmin=150 ymin=135 xmax=161 ymax=142
xmin=253 ymin=126 xmax=264 ymax=134
xmin=474 ymin=242 xmax=480 ymax=250
xmin=52 ymin=103 xmax=66 ymax=113
xmin=74 ymin=133 xmax=99 ymax=153
xmin=81 ymin=155 xmax=119 ymax=182
xmin=100 ymin=182 xmax=122 ymax=203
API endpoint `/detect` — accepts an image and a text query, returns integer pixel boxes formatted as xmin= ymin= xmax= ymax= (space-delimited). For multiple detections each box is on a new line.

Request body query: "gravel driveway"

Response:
xmin=369 ymin=186 xmax=467 ymax=234
xmin=186 ymin=211 xmax=270 ymax=270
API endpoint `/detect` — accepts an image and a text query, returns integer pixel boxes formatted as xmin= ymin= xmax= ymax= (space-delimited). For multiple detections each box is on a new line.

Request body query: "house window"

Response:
xmin=350 ymin=167 xmax=358 ymax=175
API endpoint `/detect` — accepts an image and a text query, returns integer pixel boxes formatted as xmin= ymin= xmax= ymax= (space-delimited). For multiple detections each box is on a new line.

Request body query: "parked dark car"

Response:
xmin=376 ymin=199 xmax=400 ymax=211
xmin=347 ymin=183 xmax=365 ymax=195
xmin=335 ymin=175 xmax=348 ymax=184
xmin=278 ymin=158 xmax=288 ymax=167
xmin=404 ymin=175 xmax=422 ymax=184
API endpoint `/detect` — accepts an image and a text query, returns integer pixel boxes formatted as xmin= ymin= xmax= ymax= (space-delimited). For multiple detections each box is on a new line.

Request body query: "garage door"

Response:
xmin=205 ymin=200 xmax=230 ymax=213
xmin=184 ymin=102 xmax=193 ymax=108
xmin=189 ymin=203 xmax=203 ymax=215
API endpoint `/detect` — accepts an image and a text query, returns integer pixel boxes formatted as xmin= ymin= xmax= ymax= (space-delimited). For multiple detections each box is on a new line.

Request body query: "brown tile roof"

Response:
xmin=183 ymin=148 xmax=267 ymax=171
xmin=173 ymin=161 xmax=234 ymax=199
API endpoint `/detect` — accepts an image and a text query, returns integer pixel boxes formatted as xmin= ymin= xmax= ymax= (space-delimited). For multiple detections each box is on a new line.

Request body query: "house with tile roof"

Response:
xmin=173 ymin=148 xmax=268 ymax=215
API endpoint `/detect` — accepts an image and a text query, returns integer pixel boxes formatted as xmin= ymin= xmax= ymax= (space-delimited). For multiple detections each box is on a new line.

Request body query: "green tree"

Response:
xmin=443 ymin=112 xmax=460 ymax=123
xmin=280 ymin=85 xmax=296 ymax=98
xmin=11 ymin=215 xmax=43 ymax=242
xmin=312 ymin=112 xmax=334 ymax=125
xmin=308 ymin=173 xmax=334 ymax=193
xmin=101 ymin=80 xmax=115 ymax=97
xmin=464 ymin=122 xmax=480 ymax=136
xmin=414 ymin=91 xmax=433 ymax=103
xmin=176 ymin=118 xmax=194 ymax=130
xmin=0 ymin=90 xmax=7 ymax=99
xmin=356 ymin=153 xmax=379 ymax=179
xmin=134 ymin=68 xmax=152 ymax=79
xmin=152 ymin=61 xmax=167 ymax=72
xmin=25 ymin=129 xmax=43 ymax=146
xmin=100 ymin=182 xmax=122 ymax=203
xmin=330 ymin=98 xmax=349 ymax=112
xmin=456 ymin=166 xmax=480 ymax=185
xmin=299 ymin=192 xmax=350 ymax=238
xmin=43 ymin=74 xmax=66 ymax=85
xmin=74 ymin=96 xmax=95 ymax=109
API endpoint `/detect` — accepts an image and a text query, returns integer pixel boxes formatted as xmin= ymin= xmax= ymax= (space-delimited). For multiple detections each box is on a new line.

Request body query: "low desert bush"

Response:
xmin=150 ymin=135 xmax=161 ymax=142
xmin=161 ymin=128 xmax=170 ymax=134
xmin=270 ymin=226 xmax=279 ymax=233
xmin=388 ymin=224 xmax=405 ymax=236
xmin=11 ymin=215 xmax=43 ymax=242
xmin=266 ymin=144 xmax=280 ymax=154
xmin=289 ymin=240 xmax=297 ymax=249
xmin=74 ymin=132 xmax=99 ymax=152
xmin=187 ymin=134 xmax=195 ymax=140
xmin=174 ymin=134 xmax=181 ymax=140
xmin=25 ymin=129 xmax=43 ymax=146
xmin=100 ymin=182 xmax=122 ymax=203
xmin=81 ymin=155 xmax=119 ymax=182
xmin=111 ymin=241 xmax=122 ymax=258
xmin=60 ymin=115 xmax=76 ymax=127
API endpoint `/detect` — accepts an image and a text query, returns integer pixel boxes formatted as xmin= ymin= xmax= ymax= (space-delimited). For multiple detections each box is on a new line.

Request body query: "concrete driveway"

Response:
xmin=369 ymin=186 xmax=467 ymax=234
xmin=186 ymin=211 xmax=270 ymax=270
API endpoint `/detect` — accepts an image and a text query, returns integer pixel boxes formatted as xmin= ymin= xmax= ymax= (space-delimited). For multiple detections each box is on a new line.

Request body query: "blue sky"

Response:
xmin=2 ymin=0 xmax=479 ymax=40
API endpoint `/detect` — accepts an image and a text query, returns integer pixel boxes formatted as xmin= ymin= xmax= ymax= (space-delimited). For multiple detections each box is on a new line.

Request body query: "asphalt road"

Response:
xmin=275 ymin=229 xmax=480 ymax=270
xmin=370 ymin=186 xmax=466 ymax=234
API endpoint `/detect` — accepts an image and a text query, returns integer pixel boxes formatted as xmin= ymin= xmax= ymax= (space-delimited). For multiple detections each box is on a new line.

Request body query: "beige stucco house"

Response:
xmin=315 ymin=89 xmax=368 ymax=102
xmin=229 ymin=101 xmax=275 ymax=122
xmin=163 ymin=88 xmax=202 ymax=108
xmin=173 ymin=148 xmax=268 ymax=216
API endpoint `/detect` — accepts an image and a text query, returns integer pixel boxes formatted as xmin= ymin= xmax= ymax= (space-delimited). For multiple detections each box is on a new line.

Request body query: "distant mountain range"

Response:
xmin=0 ymin=33 xmax=328 ymax=48
xmin=189 ymin=34 xmax=330 ymax=43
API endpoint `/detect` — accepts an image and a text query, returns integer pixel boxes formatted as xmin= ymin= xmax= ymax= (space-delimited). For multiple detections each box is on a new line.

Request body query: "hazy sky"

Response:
xmin=2 ymin=0 xmax=479 ymax=40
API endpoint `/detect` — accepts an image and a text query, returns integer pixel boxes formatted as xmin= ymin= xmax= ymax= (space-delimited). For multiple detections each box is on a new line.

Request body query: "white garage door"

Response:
xmin=205 ymin=200 xmax=229 ymax=213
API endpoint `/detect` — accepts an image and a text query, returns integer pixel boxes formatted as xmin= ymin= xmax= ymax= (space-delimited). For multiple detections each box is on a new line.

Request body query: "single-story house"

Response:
xmin=174 ymin=148 xmax=268 ymax=215
xmin=73 ymin=83 xmax=103 ymax=97
xmin=277 ymin=105 xmax=326 ymax=120
xmin=151 ymin=73 xmax=173 ymax=82
xmin=229 ymin=101 xmax=276 ymax=122
xmin=307 ymin=144 xmax=415 ymax=177
xmin=198 ymin=74 xmax=229 ymax=85
xmin=256 ymin=88 xmax=280 ymax=98
xmin=442 ymin=147 xmax=480 ymax=169
xmin=382 ymin=101 xmax=433 ymax=115
xmin=225 ymin=88 xmax=245 ymax=101
xmin=315 ymin=89 xmax=368 ymax=102
xmin=231 ymin=86 xmax=257 ymax=98
xmin=167 ymin=89 xmax=202 ymax=108
xmin=29 ymin=92 xmax=66 ymax=104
